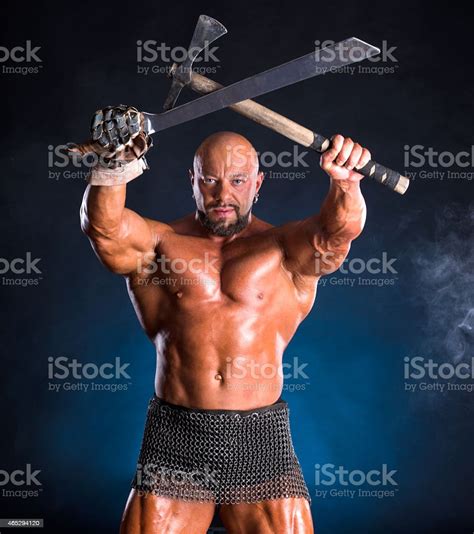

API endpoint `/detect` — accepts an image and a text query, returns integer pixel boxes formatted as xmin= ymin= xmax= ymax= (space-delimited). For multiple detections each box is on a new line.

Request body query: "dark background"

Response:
xmin=1 ymin=1 xmax=473 ymax=533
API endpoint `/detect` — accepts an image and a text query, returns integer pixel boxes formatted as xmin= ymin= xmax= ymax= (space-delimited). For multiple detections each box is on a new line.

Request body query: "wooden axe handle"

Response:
xmin=187 ymin=72 xmax=409 ymax=195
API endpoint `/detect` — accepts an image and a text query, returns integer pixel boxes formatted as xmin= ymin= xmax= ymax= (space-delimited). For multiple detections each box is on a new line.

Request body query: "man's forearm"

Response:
xmin=75 ymin=105 xmax=158 ymax=274
xmin=279 ymin=135 xmax=370 ymax=277
xmin=318 ymin=178 xmax=367 ymax=245
xmin=80 ymin=184 xmax=127 ymax=238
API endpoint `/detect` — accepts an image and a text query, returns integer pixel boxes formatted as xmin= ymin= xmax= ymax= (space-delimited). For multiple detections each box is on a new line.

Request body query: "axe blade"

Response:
xmin=143 ymin=38 xmax=380 ymax=135
xmin=163 ymin=15 xmax=227 ymax=111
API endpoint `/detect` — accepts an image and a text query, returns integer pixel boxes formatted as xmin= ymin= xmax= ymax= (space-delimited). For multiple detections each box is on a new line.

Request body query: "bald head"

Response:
xmin=193 ymin=131 xmax=259 ymax=176
xmin=190 ymin=131 xmax=264 ymax=237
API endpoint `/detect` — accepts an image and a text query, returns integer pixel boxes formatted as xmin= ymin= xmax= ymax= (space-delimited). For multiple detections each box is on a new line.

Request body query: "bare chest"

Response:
xmin=145 ymin=238 xmax=287 ymax=297
xmin=127 ymin=233 xmax=317 ymax=335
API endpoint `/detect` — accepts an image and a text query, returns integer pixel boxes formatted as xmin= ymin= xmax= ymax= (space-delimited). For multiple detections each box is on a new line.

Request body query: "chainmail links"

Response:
xmin=131 ymin=396 xmax=310 ymax=505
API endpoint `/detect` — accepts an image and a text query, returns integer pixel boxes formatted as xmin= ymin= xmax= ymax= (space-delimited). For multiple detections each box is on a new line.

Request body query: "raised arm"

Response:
xmin=80 ymin=184 xmax=169 ymax=275
xmin=278 ymin=134 xmax=370 ymax=278
xmin=74 ymin=105 xmax=172 ymax=275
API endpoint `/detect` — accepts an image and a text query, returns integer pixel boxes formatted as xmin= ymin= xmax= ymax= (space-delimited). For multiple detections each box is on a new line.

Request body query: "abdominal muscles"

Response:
xmin=153 ymin=298 xmax=301 ymax=410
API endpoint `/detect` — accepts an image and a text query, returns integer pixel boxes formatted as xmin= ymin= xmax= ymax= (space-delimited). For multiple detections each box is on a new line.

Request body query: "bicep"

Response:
xmin=277 ymin=216 xmax=351 ymax=278
xmin=87 ymin=210 xmax=170 ymax=275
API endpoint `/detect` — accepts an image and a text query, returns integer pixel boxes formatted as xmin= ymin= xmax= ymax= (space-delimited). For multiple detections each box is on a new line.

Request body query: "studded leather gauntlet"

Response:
xmin=68 ymin=104 xmax=153 ymax=186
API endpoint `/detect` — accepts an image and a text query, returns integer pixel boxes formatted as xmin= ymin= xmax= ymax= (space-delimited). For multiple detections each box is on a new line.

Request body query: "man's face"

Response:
xmin=190 ymin=136 xmax=263 ymax=237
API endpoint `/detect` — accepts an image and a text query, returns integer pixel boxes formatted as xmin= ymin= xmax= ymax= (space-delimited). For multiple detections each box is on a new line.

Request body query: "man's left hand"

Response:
xmin=320 ymin=134 xmax=371 ymax=183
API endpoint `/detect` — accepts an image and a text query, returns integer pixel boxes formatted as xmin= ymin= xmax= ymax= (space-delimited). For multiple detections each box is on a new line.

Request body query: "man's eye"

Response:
xmin=233 ymin=179 xmax=243 ymax=185
xmin=203 ymin=177 xmax=216 ymax=184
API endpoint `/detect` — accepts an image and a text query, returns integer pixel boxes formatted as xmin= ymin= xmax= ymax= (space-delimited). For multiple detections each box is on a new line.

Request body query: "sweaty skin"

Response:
xmin=80 ymin=130 xmax=370 ymax=534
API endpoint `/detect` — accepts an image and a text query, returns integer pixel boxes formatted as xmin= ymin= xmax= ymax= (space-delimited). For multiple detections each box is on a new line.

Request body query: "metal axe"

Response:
xmin=161 ymin=15 xmax=409 ymax=195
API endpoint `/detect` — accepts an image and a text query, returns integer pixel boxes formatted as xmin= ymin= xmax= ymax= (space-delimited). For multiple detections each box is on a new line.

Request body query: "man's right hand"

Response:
xmin=69 ymin=104 xmax=153 ymax=168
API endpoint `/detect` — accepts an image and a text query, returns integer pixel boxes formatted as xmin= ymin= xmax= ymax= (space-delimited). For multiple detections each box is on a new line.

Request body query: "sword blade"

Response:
xmin=143 ymin=37 xmax=380 ymax=134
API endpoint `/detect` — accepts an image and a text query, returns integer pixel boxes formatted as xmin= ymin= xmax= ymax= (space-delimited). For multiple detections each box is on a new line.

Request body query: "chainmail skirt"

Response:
xmin=131 ymin=395 xmax=310 ymax=504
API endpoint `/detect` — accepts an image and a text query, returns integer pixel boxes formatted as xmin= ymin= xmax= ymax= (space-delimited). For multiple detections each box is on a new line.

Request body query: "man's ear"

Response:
xmin=255 ymin=171 xmax=265 ymax=193
xmin=189 ymin=168 xmax=194 ymax=186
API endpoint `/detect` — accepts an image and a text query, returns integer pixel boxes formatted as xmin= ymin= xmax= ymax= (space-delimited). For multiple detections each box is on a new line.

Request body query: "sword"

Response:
xmin=141 ymin=37 xmax=379 ymax=135
xmin=158 ymin=15 xmax=409 ymax=194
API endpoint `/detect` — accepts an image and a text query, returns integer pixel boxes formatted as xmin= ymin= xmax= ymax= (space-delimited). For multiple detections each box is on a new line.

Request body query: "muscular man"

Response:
xmin=76 ymin=105 xmax=370 ymax=533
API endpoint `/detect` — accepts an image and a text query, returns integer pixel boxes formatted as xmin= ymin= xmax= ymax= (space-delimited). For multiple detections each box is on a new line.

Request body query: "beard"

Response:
xmin=197 ymin=206 xmax=251 ymax=236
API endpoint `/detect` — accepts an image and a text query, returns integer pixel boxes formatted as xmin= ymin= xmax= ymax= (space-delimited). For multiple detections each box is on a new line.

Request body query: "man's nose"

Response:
xmin=214 ymin=181 xmax=233 ymax=203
